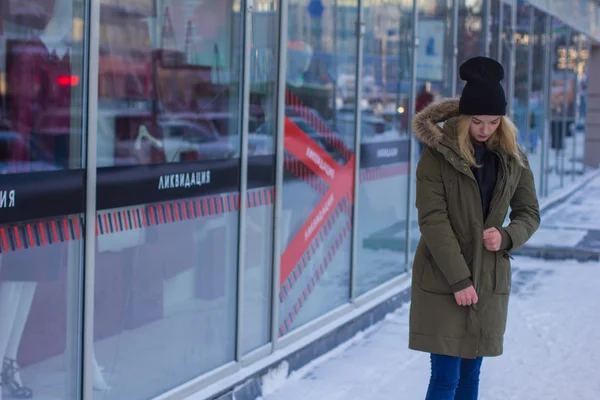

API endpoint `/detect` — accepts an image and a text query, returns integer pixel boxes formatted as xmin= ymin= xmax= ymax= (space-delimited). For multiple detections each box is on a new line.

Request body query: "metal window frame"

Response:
xmin=82 ymin=0 xmax=100 ymax=396
xmin=349 ymin=0 xmax=365 ymax=302
xmin=404 ymin=0 xmax=419 ymax=268
xmin=270 ymin=0 xmax=288 ymax=351
xmin=580 ymin=38 xmax=591 ymax=176
xmin=525 ymin=5 xmax=535 ymax=155
xmin=509 ymin=0 xmax=517 ymax=117
xmin=572 ymin=34 xmax=583 ymax=182
xmin=236 ymin=0 xmax=253 ymax=362
xmin=540 ymin=15 xmax=553 ymax=198
xmin=451 ymin=0 xmax=459 ymax=97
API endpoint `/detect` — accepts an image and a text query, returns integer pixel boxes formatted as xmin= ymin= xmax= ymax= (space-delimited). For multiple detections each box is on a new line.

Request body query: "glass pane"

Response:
xmin=529 ymin=10 xmax=547 ymax=195
xmin=279 ymin=0 xmax=358 ymax=335
xmin=355 ymin=1 xmax=412 ymax=297
xmin=514 ymin=5 xmax=531 ymax=149
xmin=93 ymin=1 xmax=242 ymax=398
xmin=456 ymin=0 xmax=485 ymax=93
xmin=0 ymin=0 xmax=86 ymax=399
xmin=243 ymin=0 xmax=279 ymax=355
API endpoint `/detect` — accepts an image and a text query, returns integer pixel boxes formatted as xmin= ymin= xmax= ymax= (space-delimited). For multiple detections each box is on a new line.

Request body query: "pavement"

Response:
xmin=515 ymin=169 xmax=600 ymax=261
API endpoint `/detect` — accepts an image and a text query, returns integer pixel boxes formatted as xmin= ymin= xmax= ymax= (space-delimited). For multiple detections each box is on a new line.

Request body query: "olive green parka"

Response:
xmin=409 ymin=99 xmax=540 ymax=359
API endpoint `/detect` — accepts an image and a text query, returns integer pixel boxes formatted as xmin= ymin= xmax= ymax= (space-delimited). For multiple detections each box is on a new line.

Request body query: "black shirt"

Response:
xmin=471 ymin=143 xmax=499 ymax=220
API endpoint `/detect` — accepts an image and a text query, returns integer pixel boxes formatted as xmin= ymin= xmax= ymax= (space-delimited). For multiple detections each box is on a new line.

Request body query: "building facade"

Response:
xmin=0 ymin=0 xmax=595 ymax=399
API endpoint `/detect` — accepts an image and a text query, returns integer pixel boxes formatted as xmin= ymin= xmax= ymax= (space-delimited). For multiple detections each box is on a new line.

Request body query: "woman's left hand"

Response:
xmin=483 ymin=228 xmax=502 ymax=251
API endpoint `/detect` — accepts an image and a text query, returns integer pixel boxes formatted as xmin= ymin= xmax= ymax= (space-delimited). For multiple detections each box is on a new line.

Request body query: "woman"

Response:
xmin=409 ymin=56 xmax=540 ymax=399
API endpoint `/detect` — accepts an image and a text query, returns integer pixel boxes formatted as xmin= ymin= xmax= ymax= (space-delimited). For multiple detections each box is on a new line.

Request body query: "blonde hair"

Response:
xmin=456 ymin=115 xmax=524 ymax=167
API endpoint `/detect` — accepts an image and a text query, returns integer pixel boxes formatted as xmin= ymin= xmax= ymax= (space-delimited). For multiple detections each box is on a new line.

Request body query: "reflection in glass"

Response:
xmin=547 ymin=24 xmax=572 ymax=194
xmin=565 ymin=34 xmax=581 ymax=181
xmin=456 ymin=0 xmax=485 ymax=93
xmin=529 ymin=10 xmax=548 ymax=194
xmin=573 ymin=37 xmax=589 ymax=178
xmin=0 ymin=0 xmax=86 ymax=399
xmin=94 ymin=1 xmax=242 ymax=398
xmin=96 ymin=0 xmax=242 ymax=167
xmin=355 ymin=1 xmax=413 ymax=296
xmin=500 ymin=3 xmax=512 ymax=105
xmin=279 ymin=0 xmax=358 ymax=334
xmin=514 ymin=4 xmax=531 ymax=148
xmin=0 ymin=0 xmax=85 ymax=173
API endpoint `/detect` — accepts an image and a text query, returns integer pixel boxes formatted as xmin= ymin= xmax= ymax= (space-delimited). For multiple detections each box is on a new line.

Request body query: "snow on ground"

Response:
xmin=259 ymin=257 xmax=600 ymax=400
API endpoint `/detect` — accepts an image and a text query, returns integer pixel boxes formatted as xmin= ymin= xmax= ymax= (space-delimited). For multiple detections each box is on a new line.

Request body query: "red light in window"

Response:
xmin=57 ymin=75 xmax=80 ymax=86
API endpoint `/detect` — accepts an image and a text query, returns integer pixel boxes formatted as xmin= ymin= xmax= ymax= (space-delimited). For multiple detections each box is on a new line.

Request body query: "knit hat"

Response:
xmin=459 ymin=57 xmax=507 ymax=116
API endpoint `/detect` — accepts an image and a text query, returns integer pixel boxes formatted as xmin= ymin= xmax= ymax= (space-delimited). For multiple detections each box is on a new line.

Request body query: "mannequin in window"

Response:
xmin=0 ymin=0 xmax=108 ymax=397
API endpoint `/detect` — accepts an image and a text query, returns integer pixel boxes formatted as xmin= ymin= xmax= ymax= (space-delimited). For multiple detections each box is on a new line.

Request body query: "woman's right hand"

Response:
xmin=454 ymin=285 xmax=479 ymax=306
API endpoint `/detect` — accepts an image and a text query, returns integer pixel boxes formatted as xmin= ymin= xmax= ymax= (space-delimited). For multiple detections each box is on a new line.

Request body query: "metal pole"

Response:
xmin=451 ymin=0 xmax=459 ymax=97
xmin=540 ymin=15 xmax=552 ymax=198
xmin=582 ymin=39 xmax=591 ymax=175
xmin=235 ymin=0 xmax=253 ymax=361
xmin=525 ymin=5 xmax=534 ymax=154
xmin=572 ymin=35 xmax=582 ymax=182
xmin=270 ymin=0 xmax=288 ymax=346
xmin=82 ymin=0 xmax=100 ymax=396
xmin=560 ymin=28 xmax=570 ymax=188
xmin=404 ymin=0 xmax=419 ymax=268
xmin=349 ymin=0 xmax=364 ymax=301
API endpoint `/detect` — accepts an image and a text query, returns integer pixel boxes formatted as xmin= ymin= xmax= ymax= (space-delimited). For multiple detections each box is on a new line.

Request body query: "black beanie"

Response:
xmin=459 ymin=57 xmax=507 ymax=116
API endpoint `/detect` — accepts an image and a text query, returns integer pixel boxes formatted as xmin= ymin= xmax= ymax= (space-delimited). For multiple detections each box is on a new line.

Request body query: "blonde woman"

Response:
xmin=410 ymin=57 xmax=540 ymax=399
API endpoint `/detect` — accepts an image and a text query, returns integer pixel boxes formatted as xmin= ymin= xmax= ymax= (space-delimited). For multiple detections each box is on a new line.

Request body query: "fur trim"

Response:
xmin=412 ymin=98 xmax=460 ymax=147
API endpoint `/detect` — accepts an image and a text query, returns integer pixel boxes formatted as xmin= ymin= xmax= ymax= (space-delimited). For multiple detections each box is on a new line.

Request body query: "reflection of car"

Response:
xmin=0 ymin=131 xmax=60 ymax=173
xmin=252 ymin=117 xmax=346 ymax=162
xmin=158 ymin=119 xmax=236 ymax=162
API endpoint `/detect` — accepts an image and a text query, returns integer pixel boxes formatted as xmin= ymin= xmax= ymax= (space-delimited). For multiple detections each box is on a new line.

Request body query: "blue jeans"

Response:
xmin=426 ymin=354 xmax=483 ymax=400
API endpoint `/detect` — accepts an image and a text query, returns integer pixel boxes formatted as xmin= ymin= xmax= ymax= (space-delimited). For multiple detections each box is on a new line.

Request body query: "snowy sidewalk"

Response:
xmin=517 ymin=170 xmax=600 ymax=260
xmin=259 ymin=257 xmax=600 ymax=400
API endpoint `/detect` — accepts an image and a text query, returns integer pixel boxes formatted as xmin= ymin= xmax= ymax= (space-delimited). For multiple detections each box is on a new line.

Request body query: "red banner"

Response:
xmin=280 ymin=116 xmax=355 ymax=286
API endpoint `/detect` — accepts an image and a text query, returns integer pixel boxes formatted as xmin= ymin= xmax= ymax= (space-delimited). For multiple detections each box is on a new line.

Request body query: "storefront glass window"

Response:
xmin=355 ymin=0 xmax=412 ymax=296
xmin=279 ymin=0 xmax=358 ymax=335
xmin=0 ymin=0 xmax=87 ymax=398
xmin=93 ymin=1 xmax=243 ymax=398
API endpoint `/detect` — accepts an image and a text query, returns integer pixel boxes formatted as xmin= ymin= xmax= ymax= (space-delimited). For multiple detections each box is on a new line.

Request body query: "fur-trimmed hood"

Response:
xmin=412 ymin=98 xmax=460 ymax=148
